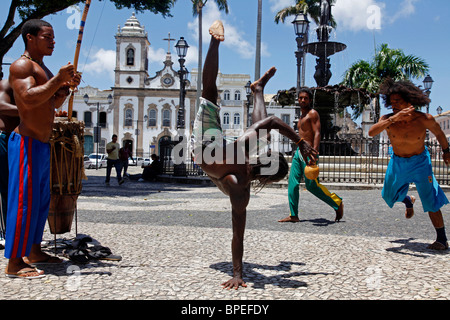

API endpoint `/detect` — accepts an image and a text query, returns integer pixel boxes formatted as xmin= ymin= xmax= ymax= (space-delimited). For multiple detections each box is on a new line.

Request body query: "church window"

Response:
xmin=148 ymin=109 xmax=157 ymax=127
xmin=84 ymin=111 xmax=92 ymax=127
xmin=234 ymin=90 xmax=241 ymax=101
xmin=127 ymin=48 xmax=135 ymax=65
xmin=162 ymin=109 xmax=171 ymax=127
xmin=223 ymin=90 xmax=230 ymax=100
xmin=125 ymin=109 xmax=133 ymax=126
xmin=99 ymin=112 xmax=107 ymax=128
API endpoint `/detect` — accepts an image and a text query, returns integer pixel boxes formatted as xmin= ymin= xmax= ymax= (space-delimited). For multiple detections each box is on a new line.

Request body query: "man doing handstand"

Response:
xmin=191 ymin=21 xmax=317 ymax=289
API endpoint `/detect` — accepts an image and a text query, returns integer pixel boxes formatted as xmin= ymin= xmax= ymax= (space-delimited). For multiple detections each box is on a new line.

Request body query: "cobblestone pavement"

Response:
xmin=0 ymin=166 xmax=449 ymax=303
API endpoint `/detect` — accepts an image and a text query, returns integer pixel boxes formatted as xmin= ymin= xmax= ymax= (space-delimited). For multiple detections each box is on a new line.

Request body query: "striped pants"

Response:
xmin=4 ymin=132 xmax=50 ymax=259
xmin=288 ymin=149 xmax=342 ymax=217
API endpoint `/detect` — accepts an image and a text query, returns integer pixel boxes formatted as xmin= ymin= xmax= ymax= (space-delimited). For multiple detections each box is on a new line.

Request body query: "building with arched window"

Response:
xmin=63 ymin=13 xmax=298 ymax=159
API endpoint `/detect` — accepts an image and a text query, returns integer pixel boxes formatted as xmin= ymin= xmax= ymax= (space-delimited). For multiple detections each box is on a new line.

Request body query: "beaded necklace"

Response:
xmin=21 ymin=54 xmax=43 ymax=66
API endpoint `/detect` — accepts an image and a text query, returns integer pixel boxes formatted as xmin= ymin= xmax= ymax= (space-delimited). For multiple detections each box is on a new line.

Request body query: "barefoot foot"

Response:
xmin=251 ymin=67 xmax=277 ymax=93
xmin=209 ymin=20 xmax=224 ymax=41
xmin=278 ymin=216 xmax=300 ymax=223
xmin=335 ymin=202 xmax=344 ymax=222
xmin=405 ymin=195 xmax=415 ymax=219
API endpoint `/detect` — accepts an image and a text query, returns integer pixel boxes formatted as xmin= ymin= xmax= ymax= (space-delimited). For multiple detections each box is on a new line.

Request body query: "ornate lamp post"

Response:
xmin=84 ymin=93 xmax=113 ymax=169
xmin=422 ymin=74 xmax=434 ymax=141
xmin=175 ymin=37 xmax=189 ymax=130
xmin=423 ymin=74 xmax=434 ymax=114
xmin=292 ymin=13 xmax=310 ymax=132
xmin=292 ymin=13 xmax=310 ymax=93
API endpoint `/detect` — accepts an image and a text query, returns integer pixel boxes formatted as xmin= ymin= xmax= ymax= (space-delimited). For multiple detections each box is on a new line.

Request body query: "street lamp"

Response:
xmin=422 ymin=74 xmax=434 ymax=114
xmin=292 ymin=12 xmax=310 ymax=132
xmin=292 ymin=12 xmax=310 ymax=92
xmin=84 ymin=93 xmax=113 ymax=169
xmin=175 ymin=37 xmax=189 ymax=130
xmin=245 ymin=80 xmax=252 ymax=128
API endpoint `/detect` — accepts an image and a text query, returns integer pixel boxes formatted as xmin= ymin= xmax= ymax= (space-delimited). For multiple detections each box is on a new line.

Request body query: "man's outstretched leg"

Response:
xmin=250 ymin=67 xmax=276 ymax=123
xmin=201 ymin=20 xmax=224 ymax=105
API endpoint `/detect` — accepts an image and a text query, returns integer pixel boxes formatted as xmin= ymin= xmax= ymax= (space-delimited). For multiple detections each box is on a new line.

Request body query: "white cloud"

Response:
xmin=83 ymin=48 xmax=115 ymax=80
xmin=333 ymin=0 xmax=385 ymax=32
xmin=388 ymin=0 xmax=418 ymax=24
xmin=147 ymin=46 xmax=167 ymax=64
xmin=268 ymin=0 xmax=296 ymax=13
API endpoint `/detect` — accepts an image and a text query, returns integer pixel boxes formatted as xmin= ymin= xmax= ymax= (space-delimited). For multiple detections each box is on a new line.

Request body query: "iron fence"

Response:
xmin=160 ymin=136 xmax=450 ymax=185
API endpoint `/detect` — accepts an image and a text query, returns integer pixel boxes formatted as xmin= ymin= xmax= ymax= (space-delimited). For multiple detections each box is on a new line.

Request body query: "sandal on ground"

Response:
xmin=5 ymin=267 xmax=45 ymax=279
xmin=87 ymin=245 xmax=122 ymax=261
xmin=63 ymin=248 xmax=90 ymax=264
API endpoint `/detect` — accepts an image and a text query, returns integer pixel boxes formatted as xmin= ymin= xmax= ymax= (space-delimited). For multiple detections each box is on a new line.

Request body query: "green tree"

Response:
xmin=189 ymin=0 xmax=228 ymax=113
xmin=0 ymin=0 xmax=176 ymax=79
xmin=274 ymin=0 xmax=336 ymax=27
xmin=341 ymin=43 xmax=429 ymax=120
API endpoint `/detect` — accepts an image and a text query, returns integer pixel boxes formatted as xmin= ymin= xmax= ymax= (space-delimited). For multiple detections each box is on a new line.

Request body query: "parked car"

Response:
xmin=141 ymin=158 xmax=152 ymax=168
xmin=86 ymin=153 xmax=107 ymax=169
xmin=129 ymin=157 xmax=144 ymax=166
xmin=83 ymin=156 xmax=90 ymax=169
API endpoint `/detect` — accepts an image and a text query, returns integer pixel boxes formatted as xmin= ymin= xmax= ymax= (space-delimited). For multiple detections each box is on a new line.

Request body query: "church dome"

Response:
xmin=120 ymin=13 xmax=146 ymax=36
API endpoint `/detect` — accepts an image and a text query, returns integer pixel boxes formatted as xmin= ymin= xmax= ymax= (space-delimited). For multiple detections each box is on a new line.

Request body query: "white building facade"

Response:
xmin=65 ymin=14 xmax=299 ymax=159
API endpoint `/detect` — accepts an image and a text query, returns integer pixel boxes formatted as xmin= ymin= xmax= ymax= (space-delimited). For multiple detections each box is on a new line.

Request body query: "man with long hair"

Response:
xmin=369 ymin=78 xmax=449 ymax=250
xmin=191 ymin=21 xmax=317 ymax=289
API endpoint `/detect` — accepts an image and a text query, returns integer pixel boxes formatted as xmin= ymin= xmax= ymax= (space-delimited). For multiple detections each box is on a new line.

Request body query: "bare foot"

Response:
xmin=222 ymin=276 xmax=247 ymax=290
xmin=5 ymin=258 xmax=45 ymax=279
xmin=278 ymin=216 xmax=300 ymax=223
xmin=335 ymin=202 xmax=344 ymax=222
xmin=251 ymin=67 xmax=277 ymax=93
xmin=209 ymin=20 xmax=224 ymax=41
xmin=405 ymin=195 xmax=415 ymax=219
xmin=25 ymin=244 xmax=63 ymax=265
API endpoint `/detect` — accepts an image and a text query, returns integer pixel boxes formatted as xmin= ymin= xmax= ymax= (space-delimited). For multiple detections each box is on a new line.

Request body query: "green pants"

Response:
xmin=288 ymin=149 xmax=342 ymax=217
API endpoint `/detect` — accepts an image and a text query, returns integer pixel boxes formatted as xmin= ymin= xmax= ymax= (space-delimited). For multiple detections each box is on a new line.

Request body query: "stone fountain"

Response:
xmin=274 ymin=0 xmax=373 ymax=155
xmin=303 ymin=0 xmax=346 ymax=87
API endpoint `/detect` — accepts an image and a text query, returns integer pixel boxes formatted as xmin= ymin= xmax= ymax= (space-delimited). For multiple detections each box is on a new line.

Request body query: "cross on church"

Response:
xmin=163 ymin=32 xmax=176 ymax=54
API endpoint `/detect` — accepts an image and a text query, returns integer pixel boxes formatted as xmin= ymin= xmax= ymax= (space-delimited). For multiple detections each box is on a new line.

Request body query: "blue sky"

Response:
xmin=1 ymin=0 xmax=449 ymax=118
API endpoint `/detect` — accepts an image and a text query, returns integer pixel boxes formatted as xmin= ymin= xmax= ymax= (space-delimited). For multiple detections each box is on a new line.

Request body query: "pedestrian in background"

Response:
xmin=105 ymin=134 xmax=124 ymax=185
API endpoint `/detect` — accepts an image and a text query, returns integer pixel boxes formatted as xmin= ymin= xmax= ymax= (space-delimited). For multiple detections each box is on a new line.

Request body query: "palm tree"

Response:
xmin=274 ymin=0 xmax=336 ymax=27
xmin=342 ymin=43 xmax=429 ymax=120
xmin=190 ymin=0 xmax=229 ymax=113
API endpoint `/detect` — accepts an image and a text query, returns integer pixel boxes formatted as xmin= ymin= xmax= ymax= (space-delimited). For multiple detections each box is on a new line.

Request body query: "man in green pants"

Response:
xmin=278 ymin=88 xmax=344 ymax=223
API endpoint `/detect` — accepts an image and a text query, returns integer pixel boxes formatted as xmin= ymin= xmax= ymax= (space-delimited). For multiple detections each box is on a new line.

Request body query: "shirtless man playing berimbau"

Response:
xmin=191 ymin=21 xmax=317 ymax=289
xmin=369 ymin=79 xmax=449 ymax=250
xmin=5 ymin=19 xmax=81 ymax=279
